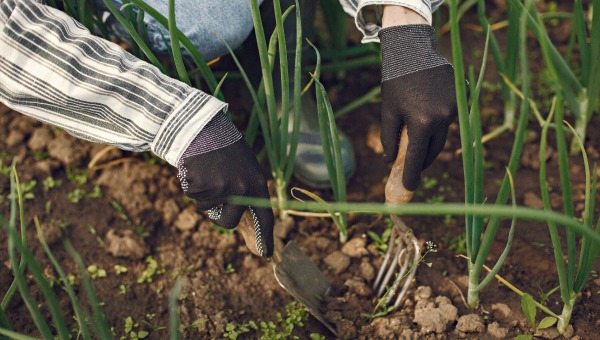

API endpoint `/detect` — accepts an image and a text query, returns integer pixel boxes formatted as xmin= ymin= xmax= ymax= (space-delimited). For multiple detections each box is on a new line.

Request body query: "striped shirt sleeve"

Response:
xmin=0 ymin=0 xmax=226 ymax=166
xmin=338 ymin=0 xmax=445 ymax=43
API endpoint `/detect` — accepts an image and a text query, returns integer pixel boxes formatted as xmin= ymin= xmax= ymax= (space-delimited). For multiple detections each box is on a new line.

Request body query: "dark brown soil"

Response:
xmin=2 ymin=3 xmax=600 ymax=339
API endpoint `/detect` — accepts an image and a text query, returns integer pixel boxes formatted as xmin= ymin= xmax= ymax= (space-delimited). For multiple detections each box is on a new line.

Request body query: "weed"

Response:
xmin=137 ymin=256 xmax=165 ymax=283
xmin=114 ymin=265 xmax=128 ymax=275
xmin=224 ymin=263 xmax=235 ymax=275
xmin=122 ymin=316 xmax=149 ymax=339
xmin=119 ymin=285 xmax=128 ymax=295
xmin=442 ymin=232 xmax=467 ymax=254
xmin=223 ymin=302 xmax=308 ymax=339
xmin=66 ymin=167 xmax=88 ymax=186
xmin=87 ymin=264 xmax=107 ymax=279
xmin=111 ymin=200 xmax=148 ymax=238
xmin=67 ymin=185 xmax=102 ymax=203
xmin=422 ymin=176 xmax=438 ymax=190
xmin=42 ymin=176 xmax=62 ymax=191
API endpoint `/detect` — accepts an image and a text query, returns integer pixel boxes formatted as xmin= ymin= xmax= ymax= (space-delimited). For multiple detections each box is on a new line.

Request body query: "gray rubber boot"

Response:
xmin=262 ymin=0 xmax=356 ymax=188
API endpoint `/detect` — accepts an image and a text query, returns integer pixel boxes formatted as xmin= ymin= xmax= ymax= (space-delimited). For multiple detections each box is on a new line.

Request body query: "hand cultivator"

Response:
xmin=373 ymin=127 xmax=421 ymax=308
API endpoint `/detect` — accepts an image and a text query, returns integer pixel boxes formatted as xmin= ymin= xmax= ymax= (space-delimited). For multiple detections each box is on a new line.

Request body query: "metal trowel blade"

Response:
xmin=273 ymin=241 xmax=337 ymax=335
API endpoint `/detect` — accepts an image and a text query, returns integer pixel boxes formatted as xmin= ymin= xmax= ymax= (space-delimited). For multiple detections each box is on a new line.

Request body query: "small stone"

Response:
xmin=359 ymin=261 xmax=375 ymax=281
xmin=487 ymin=321 xmax=508 ymax=339
xmin=274 ymin=216 xmax=294 ymax=239
xmin=174 ymin=206 xmax=200 ymax=231
xmin=324 ymin=251 xmax=350 ymax=274
xmin=6 ymin=130 xmax=25 ymax=148
xmin=105 ymin=229 xmax=147 ymax=260
xmin=456 ymin=314 xmax=485 ymax=334
xmin=491 ymin=303 xmax=512 ymax=321
xmin=414 ymin=286 xmax=432 ymax=301
xmin=28 ymin=127 xmax=53 ymax=152
xmin=341 ymin=237 xmax=368 ymax=258
xmin=523 ymin=192 xmax=544 ymax=209
xmin=344 ymin=278 xmax=372 ymax=296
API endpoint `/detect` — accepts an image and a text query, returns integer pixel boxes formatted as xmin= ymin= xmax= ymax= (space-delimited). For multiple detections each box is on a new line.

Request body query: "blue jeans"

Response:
xmin=96 ymin=0 xmax=264 ymax=60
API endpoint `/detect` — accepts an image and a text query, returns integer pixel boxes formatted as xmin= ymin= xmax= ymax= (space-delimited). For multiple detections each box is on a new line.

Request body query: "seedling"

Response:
xmin=87 ymin=264 xmax=107 ymax=279
xmin=114 ymin=265 xmax=128 ymax=275
xmin=137 ymin=256 xmax=165 ymax=283
xmin=42 ymin=176 xmax=62 ymax=191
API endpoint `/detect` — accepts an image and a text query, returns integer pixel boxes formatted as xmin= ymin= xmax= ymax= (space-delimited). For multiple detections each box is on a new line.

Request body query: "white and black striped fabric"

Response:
xmin=0 ymin=0 xmax=226 ymax=166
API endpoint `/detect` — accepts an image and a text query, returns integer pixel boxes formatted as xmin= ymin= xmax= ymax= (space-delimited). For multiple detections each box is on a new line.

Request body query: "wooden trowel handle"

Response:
xmin=237 ymin=210 xmax=282 ymax=262
xmin=385 ymin=126 xmax=415 ymax=204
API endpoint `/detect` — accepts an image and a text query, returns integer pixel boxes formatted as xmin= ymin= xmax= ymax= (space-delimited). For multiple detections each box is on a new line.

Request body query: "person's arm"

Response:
xmin=0 ymin=0 xmax=224 ymax=165
xmin=338 ymin=0 xmax=444 ymax=43
xmin=0 ymin=0 xmax=274 ymax=256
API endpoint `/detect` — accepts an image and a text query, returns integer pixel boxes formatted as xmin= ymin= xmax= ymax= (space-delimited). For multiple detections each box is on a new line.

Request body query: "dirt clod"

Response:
xmin=341 ymin=237 xmax=368 ymax=258
xmin=48 ymin=133 xmax=87 ymax=166
xmin=563 ymin=324 xmax=575 ymax=339
xmin=6 ymin=130 xmax=25 ymax=148
xmin=344 ymin=278 xmax=372 ymax=297
xmin=413 ymin=296 xmax=457 ymax=334
xmin=456 ymin=314 xmax=485 ymax=334
xmin=324 ymin=251 xmax=350 ymax=274
xmin=359 ymin=260 xmax=375 ymax=282
xmin=274 ymin=216 xmax=294 ymax=239
xmin=487 ymin=321 xmax=508 ymax=338
xmin=491 ymin=303 xmax=512 ymax=321
xmin=105 ymin=229 xmax=147 ymax=260
xmin=538 ymin=326 xmax=561 ymax=339
xmin=154 ymin=198 xmax=179 ymax=225
xmin=362 ymin=316 xmax=404 ymax=339
xmin=38 ymin=221 xmax=63 ymax=246
xmin=523 ymin=191 xmax=544 ymax=209
xmin=174 ymin=206 xmax=200 ymax=231
xmin=28 ymin=127 xmax=53 ymax=152
xmin=414 ymin=286 xmax=432 ymax=301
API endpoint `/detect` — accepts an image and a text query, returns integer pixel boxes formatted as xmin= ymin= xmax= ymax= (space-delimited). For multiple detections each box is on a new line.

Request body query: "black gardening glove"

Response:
xmin=177 ymin=112 xmax=274 ymax=257
xmin=379 ymin=24 xmax=458 ymax=191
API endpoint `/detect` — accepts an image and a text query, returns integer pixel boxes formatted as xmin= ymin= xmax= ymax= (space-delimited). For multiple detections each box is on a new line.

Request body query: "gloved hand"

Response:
xmin=177 ymin=111 xmax=274 ymax=257
xmin=379 ymin=24 xmax=458 ymax=191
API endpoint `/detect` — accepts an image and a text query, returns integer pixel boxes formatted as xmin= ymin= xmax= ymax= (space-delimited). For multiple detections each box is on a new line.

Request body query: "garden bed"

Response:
xmin=2 ymin=2 xmax=600 ymax=339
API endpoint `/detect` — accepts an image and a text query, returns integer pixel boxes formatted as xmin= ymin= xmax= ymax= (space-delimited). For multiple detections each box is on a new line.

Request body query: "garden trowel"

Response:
xmin=237 ymin=212 xmax=337 ymax=335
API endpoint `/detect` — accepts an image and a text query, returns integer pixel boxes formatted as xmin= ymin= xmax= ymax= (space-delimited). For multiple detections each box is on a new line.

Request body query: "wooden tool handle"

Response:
xmin=237 ymin=210 xmax=282 ymax=262
xmin=385 ymin=126 xmax=415 ymax=204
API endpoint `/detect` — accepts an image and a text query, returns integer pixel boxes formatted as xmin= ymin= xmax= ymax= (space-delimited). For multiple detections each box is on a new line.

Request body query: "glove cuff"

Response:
xmin=379 ymin=24 xmax=449 ymax=82
xmin=181 ymin=110 xmax=242 ymax=159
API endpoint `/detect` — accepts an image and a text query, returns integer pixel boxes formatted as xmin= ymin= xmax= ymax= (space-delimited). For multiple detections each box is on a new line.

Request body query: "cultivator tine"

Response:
xmin=372 ymin=214 xmax=421 ymax=309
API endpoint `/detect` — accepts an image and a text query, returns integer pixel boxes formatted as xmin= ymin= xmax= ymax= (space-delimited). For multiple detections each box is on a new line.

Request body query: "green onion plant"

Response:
xmin=538 ymin=99 xmax=600 ymax=333
xmin=0 ymin=164 xmax=184 ymax=339
xmin=510 ymin=0 xmax=600 ymax=153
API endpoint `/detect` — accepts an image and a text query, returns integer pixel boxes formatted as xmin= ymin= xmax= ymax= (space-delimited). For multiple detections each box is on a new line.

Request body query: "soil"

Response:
xmin=2 ymin=3 xmax=600 ymax=340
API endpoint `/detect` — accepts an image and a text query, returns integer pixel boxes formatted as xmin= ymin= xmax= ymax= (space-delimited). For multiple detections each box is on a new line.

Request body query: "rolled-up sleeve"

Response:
xmin=0 ymin=0 xmax=225 ymax=166
xmin=338 ymin=0 xmax=444 ymax=43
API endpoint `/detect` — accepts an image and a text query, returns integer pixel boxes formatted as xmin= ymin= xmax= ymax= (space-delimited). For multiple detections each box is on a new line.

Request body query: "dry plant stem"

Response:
xmin=87 ymin=146 xmax=118 ymax=169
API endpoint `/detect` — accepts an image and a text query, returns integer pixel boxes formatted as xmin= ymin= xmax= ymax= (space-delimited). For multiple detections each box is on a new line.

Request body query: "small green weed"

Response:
xmin=122 ymin=316 xmax=149 ymax=340
xmin=137 ymin=256 xmax=165 ymax=283
xmin=223 ymin=302 xmax=309 ymax=339
xmin=87 ymin=264 xmax=107 ymax=279
xmin=42 ymin=176 xmax=62 ymax=191
xmin=67 ymin=185 xmax=102 ymax=203
xmin=114 ymin=265 xmax=128 ymax=275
